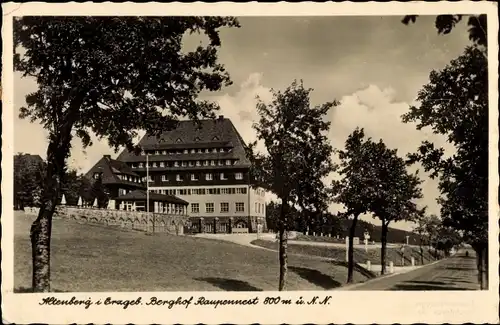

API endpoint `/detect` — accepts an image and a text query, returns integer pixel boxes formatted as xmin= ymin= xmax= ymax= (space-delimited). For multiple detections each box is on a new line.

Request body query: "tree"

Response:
xmin=413 ymin=213 xmax=440 ymax=264
xmin=14 ymin=16 xmax=240 ymax=292
xmin=247 ymin=80 xmax=336 ymax=290
xmin=331 ymin=128 xmax=385 ymax=283
xmin=60 ymin=169 xmax=84 ymax=206
xmin=402 ymin=46 xmax=488 ymax=289
xmin=402 ymin=14 xmax=487 ymax=49
xmin=14 ymin=153 xmax=46 ymax=209
xmin=369 ymin=144 xmax=424 ymax=274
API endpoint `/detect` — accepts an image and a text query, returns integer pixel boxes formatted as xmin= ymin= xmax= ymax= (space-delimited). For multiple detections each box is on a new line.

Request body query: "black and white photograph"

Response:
xmin=2 ymin=2 xmax=498 ymax=324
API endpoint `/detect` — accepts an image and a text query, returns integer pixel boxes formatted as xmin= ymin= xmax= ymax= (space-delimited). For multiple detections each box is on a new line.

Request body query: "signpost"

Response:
xmin=363 ymin=231 xmax=370 ymax=252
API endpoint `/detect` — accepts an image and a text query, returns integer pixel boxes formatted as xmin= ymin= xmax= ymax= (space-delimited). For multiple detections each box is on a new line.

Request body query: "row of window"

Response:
xmin=150 ymin=187 xmax=248 ymax=196
xmin=144 ymin=172 xmax=244 ymax=183
xmin=191 ymin=202 xmax=245 ymax=213
xmin=141 ymin=147 xmax=231 ymax=156
xmin=131 ymin=159 xmax=238 ymax=169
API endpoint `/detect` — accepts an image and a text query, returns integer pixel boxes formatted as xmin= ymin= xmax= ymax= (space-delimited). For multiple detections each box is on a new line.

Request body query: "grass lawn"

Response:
xmin=14 ymin=212 xmax=372 ymax=292
xmin=251 ymin=239 xmax=442 ymax=266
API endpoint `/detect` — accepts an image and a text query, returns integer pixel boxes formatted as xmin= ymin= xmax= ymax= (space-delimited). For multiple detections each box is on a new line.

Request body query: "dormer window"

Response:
xmin=197 ymin=149 xmax=202 ymax=153
xmin=188 ymin=161 xmax=194 ymax=167
xmin=176 ymin=174 xmax=182 ymax=181
xmin=196 ymin=160 xmax=201 ymax=166
xmin=139 ymin=162 xmax=144 ymax=168
xmin=190 ymin=149 xmax=196 ymax=154
xmin=203 ymin=160 xmax=209 ymax=166
xmin=220 ymin=148 xmax=225 ymax=153
xmin=140 ymin=150 xmax=145 ymax=156
xmin=218 ymin=160 xmax=223 ymax=166
xmin=212 ymin=148 xmax=217 ymax=153
xmin=226 ymin=160 xmax=231 ymax=166
xmin=205 ymin=149 xmax=210 ymax=153
xmin=174 ymin=161 xmax=179 ymax=167
xmin=175 ymin=138 xmax=182 ymax=143
xmin=191 ymin=174 xmax=198 ymax=181
xmin=220 ymin=172 xmax=227 ymax=180
xmin=152 ymin=162 xmax=157 ymax=167
xmin=210 ymin=160 xmax=216 ymax=166
xmin=195 ymin=137 xmax=201 ymax=142
xmin=162 ymin=150 xmax=167 ymax=155
xmin=160 ymin=162 xmax=165 ymax=167
xmin=181 ymin=161 xmax=187 ymax=167
xmin=213 ymin=136 xmax=219 ymax=141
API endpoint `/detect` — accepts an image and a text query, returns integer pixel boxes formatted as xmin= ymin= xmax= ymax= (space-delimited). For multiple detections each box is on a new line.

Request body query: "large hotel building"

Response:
xmin=93 ymin=115 xmax=267 ymax=233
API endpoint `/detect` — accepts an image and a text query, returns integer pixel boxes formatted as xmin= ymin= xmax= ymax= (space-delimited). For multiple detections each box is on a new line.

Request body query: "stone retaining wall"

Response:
xmin=24 ymin=206 xmax=188 ymax=235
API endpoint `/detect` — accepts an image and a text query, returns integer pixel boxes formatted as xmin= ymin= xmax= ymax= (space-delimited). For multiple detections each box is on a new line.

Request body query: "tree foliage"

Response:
xmin=14 ymin=153 xmax=46 ymax=209
xmin=402 ymin=47 xmax=488 ymax=248
xmin=402 ymin=14 xmax=487 ymax=48
xmin=247 ymin=80 xmax=337 ymax=290
xmin=14 ymin=16 xmax=240 ymax=292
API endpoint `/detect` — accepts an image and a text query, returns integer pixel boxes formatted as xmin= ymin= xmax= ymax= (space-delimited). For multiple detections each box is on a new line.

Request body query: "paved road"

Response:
xmin=345 ymin=250 xmax=480 ymax=291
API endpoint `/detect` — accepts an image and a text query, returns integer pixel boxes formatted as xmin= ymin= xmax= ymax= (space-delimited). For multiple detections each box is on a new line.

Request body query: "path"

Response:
xmin=343 ymin=250 xmax=479 ymax=290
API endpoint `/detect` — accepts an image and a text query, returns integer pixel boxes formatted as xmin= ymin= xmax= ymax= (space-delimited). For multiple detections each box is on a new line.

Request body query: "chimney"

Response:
xmin=103 ymin=155 xmax=111 ymax=160
xmin=218 ymin=115 xmax=224 ymax=120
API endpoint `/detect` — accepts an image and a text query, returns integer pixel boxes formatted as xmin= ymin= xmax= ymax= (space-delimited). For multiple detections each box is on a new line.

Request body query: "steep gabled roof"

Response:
xmin=116 ymin=117 xmax=251 ymax=166
xmin=84 ymin=155 xmax=144 ymax=187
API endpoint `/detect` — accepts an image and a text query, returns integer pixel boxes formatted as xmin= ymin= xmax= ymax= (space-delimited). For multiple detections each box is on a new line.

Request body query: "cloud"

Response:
xmin=329 ymin=84 xmax=455 ymax=229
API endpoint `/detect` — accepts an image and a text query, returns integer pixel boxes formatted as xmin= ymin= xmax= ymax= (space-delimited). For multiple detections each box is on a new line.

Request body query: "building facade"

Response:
xmin=116 ymin=116 xmax=267 ymax=233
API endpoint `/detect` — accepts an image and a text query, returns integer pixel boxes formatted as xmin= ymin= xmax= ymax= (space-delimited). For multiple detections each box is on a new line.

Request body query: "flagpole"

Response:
xmin=146 ymin=153 xmax=150 ymax=212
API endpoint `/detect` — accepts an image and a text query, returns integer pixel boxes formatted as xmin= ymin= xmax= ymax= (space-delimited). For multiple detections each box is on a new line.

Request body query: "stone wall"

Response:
xmin=24 ymin=206 xmax=188 ymax=235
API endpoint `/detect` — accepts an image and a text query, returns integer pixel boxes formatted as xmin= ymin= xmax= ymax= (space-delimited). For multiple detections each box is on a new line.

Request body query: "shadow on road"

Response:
xmin=194 ymin=277 xmax=262 ymax=291
xmin=331 ymin=260 xmax=377 ymax=279
xmin=389 ymin=280 xmax=472 ymax=291
xmin=442 ymin=266 xmax=476 ymax=271
xmin=289 ymin=266 xmax=341 ymax=289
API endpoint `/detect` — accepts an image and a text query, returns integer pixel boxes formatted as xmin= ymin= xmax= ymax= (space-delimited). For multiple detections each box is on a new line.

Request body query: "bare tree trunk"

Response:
xmin=380 ymin=222 xmax=388 ymax=275
xmin=278 ymin=201 xmax=288 ymax=291
xmin=474 ymin=244 xmax=488 ymax=290
xmin=346 ymin=215 xmax=358 ymax=283
xmin=30 ymin=121 xmax=74 ymax=292
xmin=419 ymin=241 xmax=424 ymax=265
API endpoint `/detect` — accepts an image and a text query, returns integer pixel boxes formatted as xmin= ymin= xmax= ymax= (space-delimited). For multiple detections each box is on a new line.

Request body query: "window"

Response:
xmin=226 ymin=160 xmax=231 ymax=166
xmin=176 ymin=174 xmax=182 ymax=181
xmin=183 ymin=149 xmax=188 ymax=154
xmin=203 ymin=160 xmax=209 ymax=166
xmin=161 ymin=175 xmax=168 ymax=182
xmin=131 ymin=164 xmax=136 ymax=169
xmin=220 ymin=148 xmax=225 ymax=153
xmin=205 ymin=148 xmax=210 ymax=153
xmin=176 ymin=138 xmax=182 ymax=143
xmin=162 ymin=150 xmax=167 ymax=155
xmin=236 ymin=188 xmax=247 ymax=194
xmin=191 ymin=149 xmax=196 ymax=154
xmin=141 ymin=151 xmax=145 ymax=156
xmin=181 ymin=161 xmax=187 ymax=167
xmin=139 ymin=162 xmax=144 ymax=168
xmin=235 ymin=172 xmax=243 ymax=180
xmin=152 ymin=162 xmax=157 ymax=167
xmin=160 ymin=162 xmax=165 ymax=167
xmin=191 ymin=174 xmax=198 ymax=181
xmin=162 ymin=189 xmax=167 ymax=195
xmin=212 ymin=148 xmax=218 ymax=153
xmin=213 ymin=136 xmax=219 ymax=141
xmin=191 ymin=203 xmax=200 ymax=213
xmin=220 ymin=202 xmax=229 ymax=213
xmin=197 ymin=149 xmax=202 ymax=153
xmin=206 ymin=173 xmax=213 ymax=181
xmin=218 ymin=160 xmax=223 ymax=166
xmin=147 ymin=175 xmax=153 ymax=182
xmin=220 ymin=172 xmax=227 ymax=180
xmin=196 ymin=160 xmax=201 ymax=166
xmin=221 ymin=188 xmax=231 ymax=195
xmin=210 ymin=160 xmax=216 ymax=166
xmin=235 ymin=202 xmax=245 ymax=212
xmin=255 ymin=202 xmax=258 ymax=213
xmin=195 ymin=137 xmax=201 ymax=142
xmin=174 ymin=161 xmax=179 ymax=167
xmin=206 ymin=203 xmax=214 ymax=213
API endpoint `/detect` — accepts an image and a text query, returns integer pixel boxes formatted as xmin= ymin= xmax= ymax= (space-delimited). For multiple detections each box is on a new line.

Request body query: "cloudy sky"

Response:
xmin=14 ymin=16 xmax=472 ymax=230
